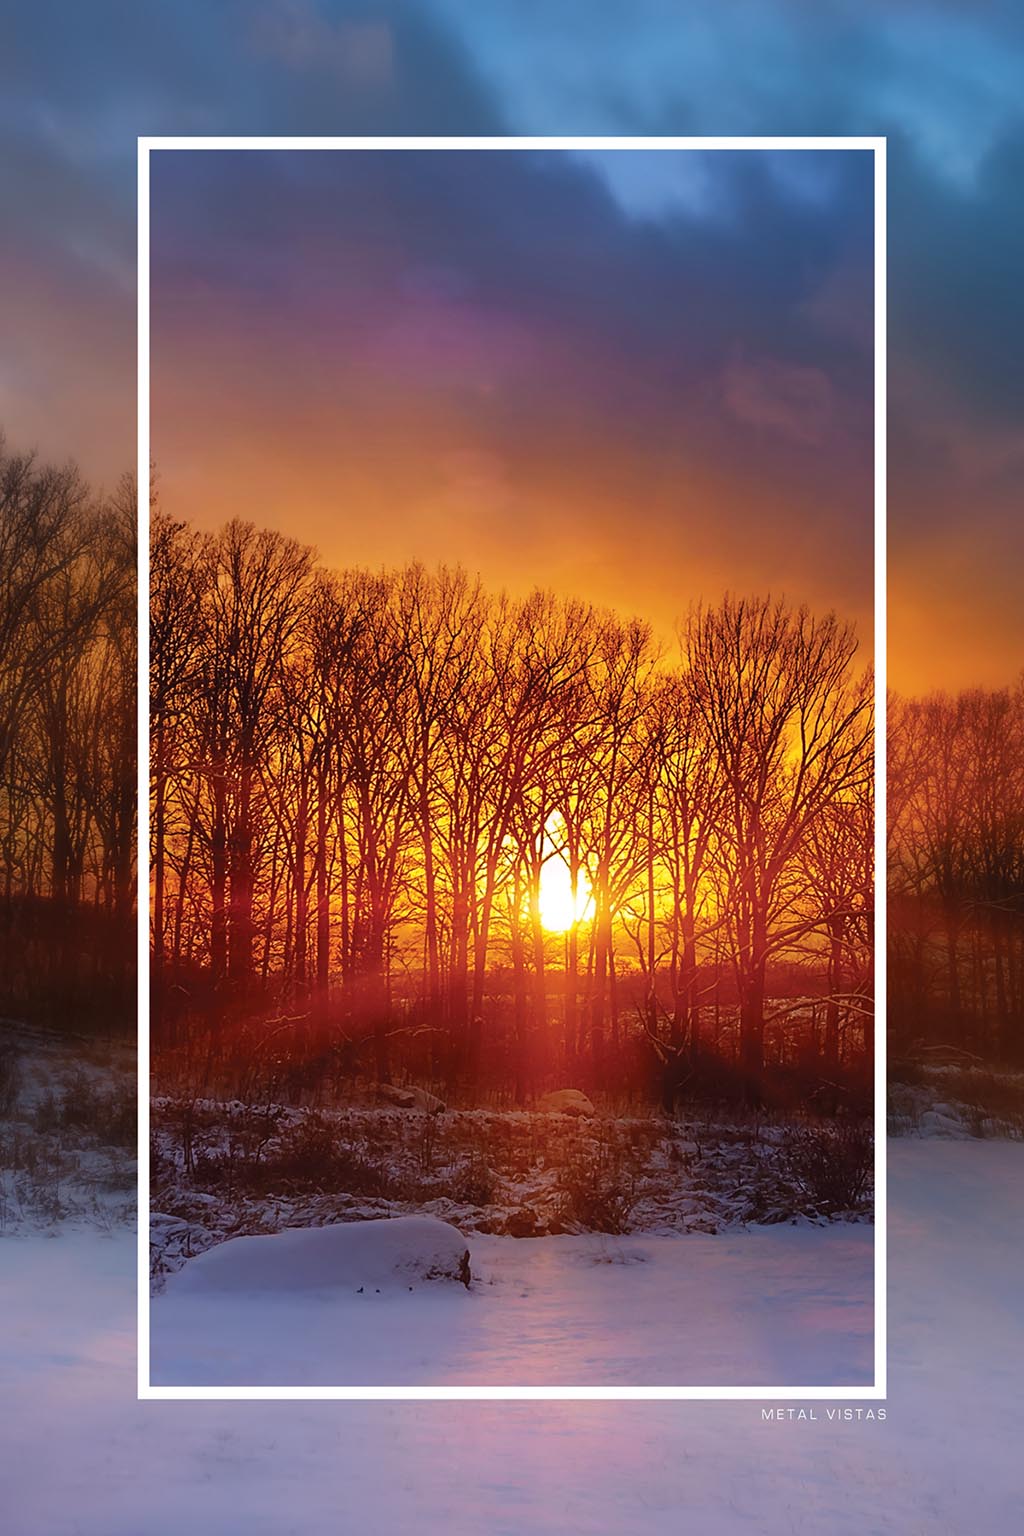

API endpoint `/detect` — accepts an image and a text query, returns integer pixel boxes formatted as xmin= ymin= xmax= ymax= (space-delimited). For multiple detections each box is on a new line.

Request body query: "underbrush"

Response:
xmin=0 ymin=1025 xmax=136 ymax=1230
xmin=781 ymin=1121 xmax=873 ymax=1214
xmin=34 ymin=1071 xmax=137 ymax=1147
xmin=0 ymin=1129 xmax=69 ymax=1226
xmin=0 ymin=1042 xmax=21 ymax=1116
xmin=887 ymin=1062 xmax=1024 ymax=1139
xmin=554 ymin=1131 xmax=641 ymax=1234
xmin=150 ymin=1093 xmax=874 ymax=1282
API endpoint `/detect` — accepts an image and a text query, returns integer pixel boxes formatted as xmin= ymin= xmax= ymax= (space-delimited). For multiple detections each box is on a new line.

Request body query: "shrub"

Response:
xmin=0 ymin=1128 xmax=67 ymax=1222
xmin=451 ymin=1154 xmax=497 ymax=1207
xmin=0 ymin=1043 xmax=21 ymax=1117
xmin=555 ymin=1137 xmax=638 ymax=1234
xmin=37 ymin=1072 xmax=138 ymax=1148
xmin=783 ymin=1120 xmax=873 ymax=1214
xmin=187 ymin=1110 xmax=395 ymax=1199
xmin=271 ymin=1113 xmax=391 ymax=1196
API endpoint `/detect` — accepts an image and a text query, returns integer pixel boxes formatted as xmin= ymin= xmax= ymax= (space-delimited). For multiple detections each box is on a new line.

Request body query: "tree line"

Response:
xmin=0 ymin=437 xmax=136 ymax=1028
xmin=889 ymin=686 xmax=1024 ymax=1066
xmin=152 ymin=512 xmax=874 ymax=1107
xmin=3 ymin=432 xmax=1017 ymax=1095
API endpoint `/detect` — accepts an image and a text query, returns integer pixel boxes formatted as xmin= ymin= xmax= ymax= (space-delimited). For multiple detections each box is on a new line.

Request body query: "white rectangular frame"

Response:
xmin=138 ymin=134 xmax=886 ymax=1401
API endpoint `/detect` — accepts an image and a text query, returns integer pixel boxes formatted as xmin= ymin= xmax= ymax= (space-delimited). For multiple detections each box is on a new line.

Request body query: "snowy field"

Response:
xmin=152 ymin=1221 xmax=873 ymax=1388
xmin=4 ymin=1138 xmax=1021 ymax=1534
xmin=148 ymin=1081 xmax=873 ymax=1387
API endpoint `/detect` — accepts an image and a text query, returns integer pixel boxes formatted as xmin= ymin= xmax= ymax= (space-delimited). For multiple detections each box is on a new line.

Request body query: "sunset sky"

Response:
xmin=4 ymin=1 xmax=1023 ymax=691
xmin=150 ymin=146 xmax=875 ymax=651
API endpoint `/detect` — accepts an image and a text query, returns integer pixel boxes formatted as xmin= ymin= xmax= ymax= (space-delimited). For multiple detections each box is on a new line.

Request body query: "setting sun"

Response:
xmin=538 ymin=857 xmax=592 ymax=933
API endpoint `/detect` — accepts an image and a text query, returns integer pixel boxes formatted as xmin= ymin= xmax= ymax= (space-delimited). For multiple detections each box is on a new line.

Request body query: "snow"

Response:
xmin=917 ymin=1108 xmax=973 ymax=1139
xmin=153 ymin=1223 xmax=872 ymax=1388
xmin=167 ymin=1214 xmax=471 ymax=1297
xmin=538 ymin=1088 xmax=597 ymax=1116
xmin=3 ymin=1139 xmax=1020 ymax=1534
xmin=887 ymin=1067 xmax=1024 ymax=1140
xmin=149 ymin=1096 xmax=873 ymax=1256
xmin=378 ymin=1083 xmax=446 ymax=1113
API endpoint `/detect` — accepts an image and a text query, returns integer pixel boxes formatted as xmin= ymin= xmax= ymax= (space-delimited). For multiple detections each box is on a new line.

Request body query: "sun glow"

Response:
xmin=538 ymin=857 xmax=592 ymax=934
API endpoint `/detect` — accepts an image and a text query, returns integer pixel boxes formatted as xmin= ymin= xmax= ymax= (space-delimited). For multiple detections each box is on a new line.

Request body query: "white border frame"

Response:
xmin=137 ymin=135 xmax=886 ymax=1401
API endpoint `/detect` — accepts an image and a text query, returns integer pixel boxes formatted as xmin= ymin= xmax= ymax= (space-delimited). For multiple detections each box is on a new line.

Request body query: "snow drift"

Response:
xmin=153 ymin=1224 xmax=873 ymax=1387
xmin=10 ymin=1140 xmax=1020 ymax=1534
xmin=169 ymin=1215 xmax=471 ymax=1295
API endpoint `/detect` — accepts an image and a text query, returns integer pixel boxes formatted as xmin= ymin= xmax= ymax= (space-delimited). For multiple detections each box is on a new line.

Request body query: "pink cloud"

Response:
xmin=360 ymin=293 xmax=541 ymax=392
xmin=721 ymin=357 xmax=834 ymax=445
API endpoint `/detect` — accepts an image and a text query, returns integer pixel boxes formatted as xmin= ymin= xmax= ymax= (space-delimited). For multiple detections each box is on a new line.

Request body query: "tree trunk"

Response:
xmin=210 ymin=773 xmax=228 ymax=988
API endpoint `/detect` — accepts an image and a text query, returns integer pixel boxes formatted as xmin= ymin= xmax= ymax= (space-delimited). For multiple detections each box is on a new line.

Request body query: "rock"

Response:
xmin=170 ymin=1215 xmax=471 ymax=1293
xmin=377 ymin=1083 xmax=445 ymax=1114
xmin=538 ymin=1088 xmax=596 ymax=1118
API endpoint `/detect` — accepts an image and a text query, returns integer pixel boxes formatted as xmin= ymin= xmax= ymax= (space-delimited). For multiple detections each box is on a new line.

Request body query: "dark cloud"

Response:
xmin=149 ymin=146 xmax=873 ymax=648
xmin=2 ymin=0 xmax=505 ymax=485
xmin=890 ymin=123 xmax=1024 ymax=427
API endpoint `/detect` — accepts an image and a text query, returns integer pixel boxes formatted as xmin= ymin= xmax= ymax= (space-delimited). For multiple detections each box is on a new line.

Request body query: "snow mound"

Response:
xmin=169 ymin=1215 xmax=471 ymax=1294
xmin=918 ymin=1107 xmax=972 ymax=1139
xmin=538 ymin=1088 xmax=595 ymax=1117
xmin=378 ymin=1083 xmax=445 ymax=1113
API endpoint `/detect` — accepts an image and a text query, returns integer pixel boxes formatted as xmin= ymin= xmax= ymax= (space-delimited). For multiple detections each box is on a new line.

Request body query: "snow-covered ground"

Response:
xmin=148 ymin=1085 xmax=873 ymax=1387
xmin=152 ymin=1220 xmax=872 ymax=1388
xmin=5 ymin=1138 xmax=1020 ymax=1534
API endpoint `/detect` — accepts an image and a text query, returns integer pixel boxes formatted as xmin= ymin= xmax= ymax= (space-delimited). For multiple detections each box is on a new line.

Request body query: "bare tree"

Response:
xmin=687 ymin=597 xmax=872 ymax=1100
xmin=0 ymin=437 xmax=136 ymax=1028
xmin=150 ymin=515 xmax=882 ymax=1107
